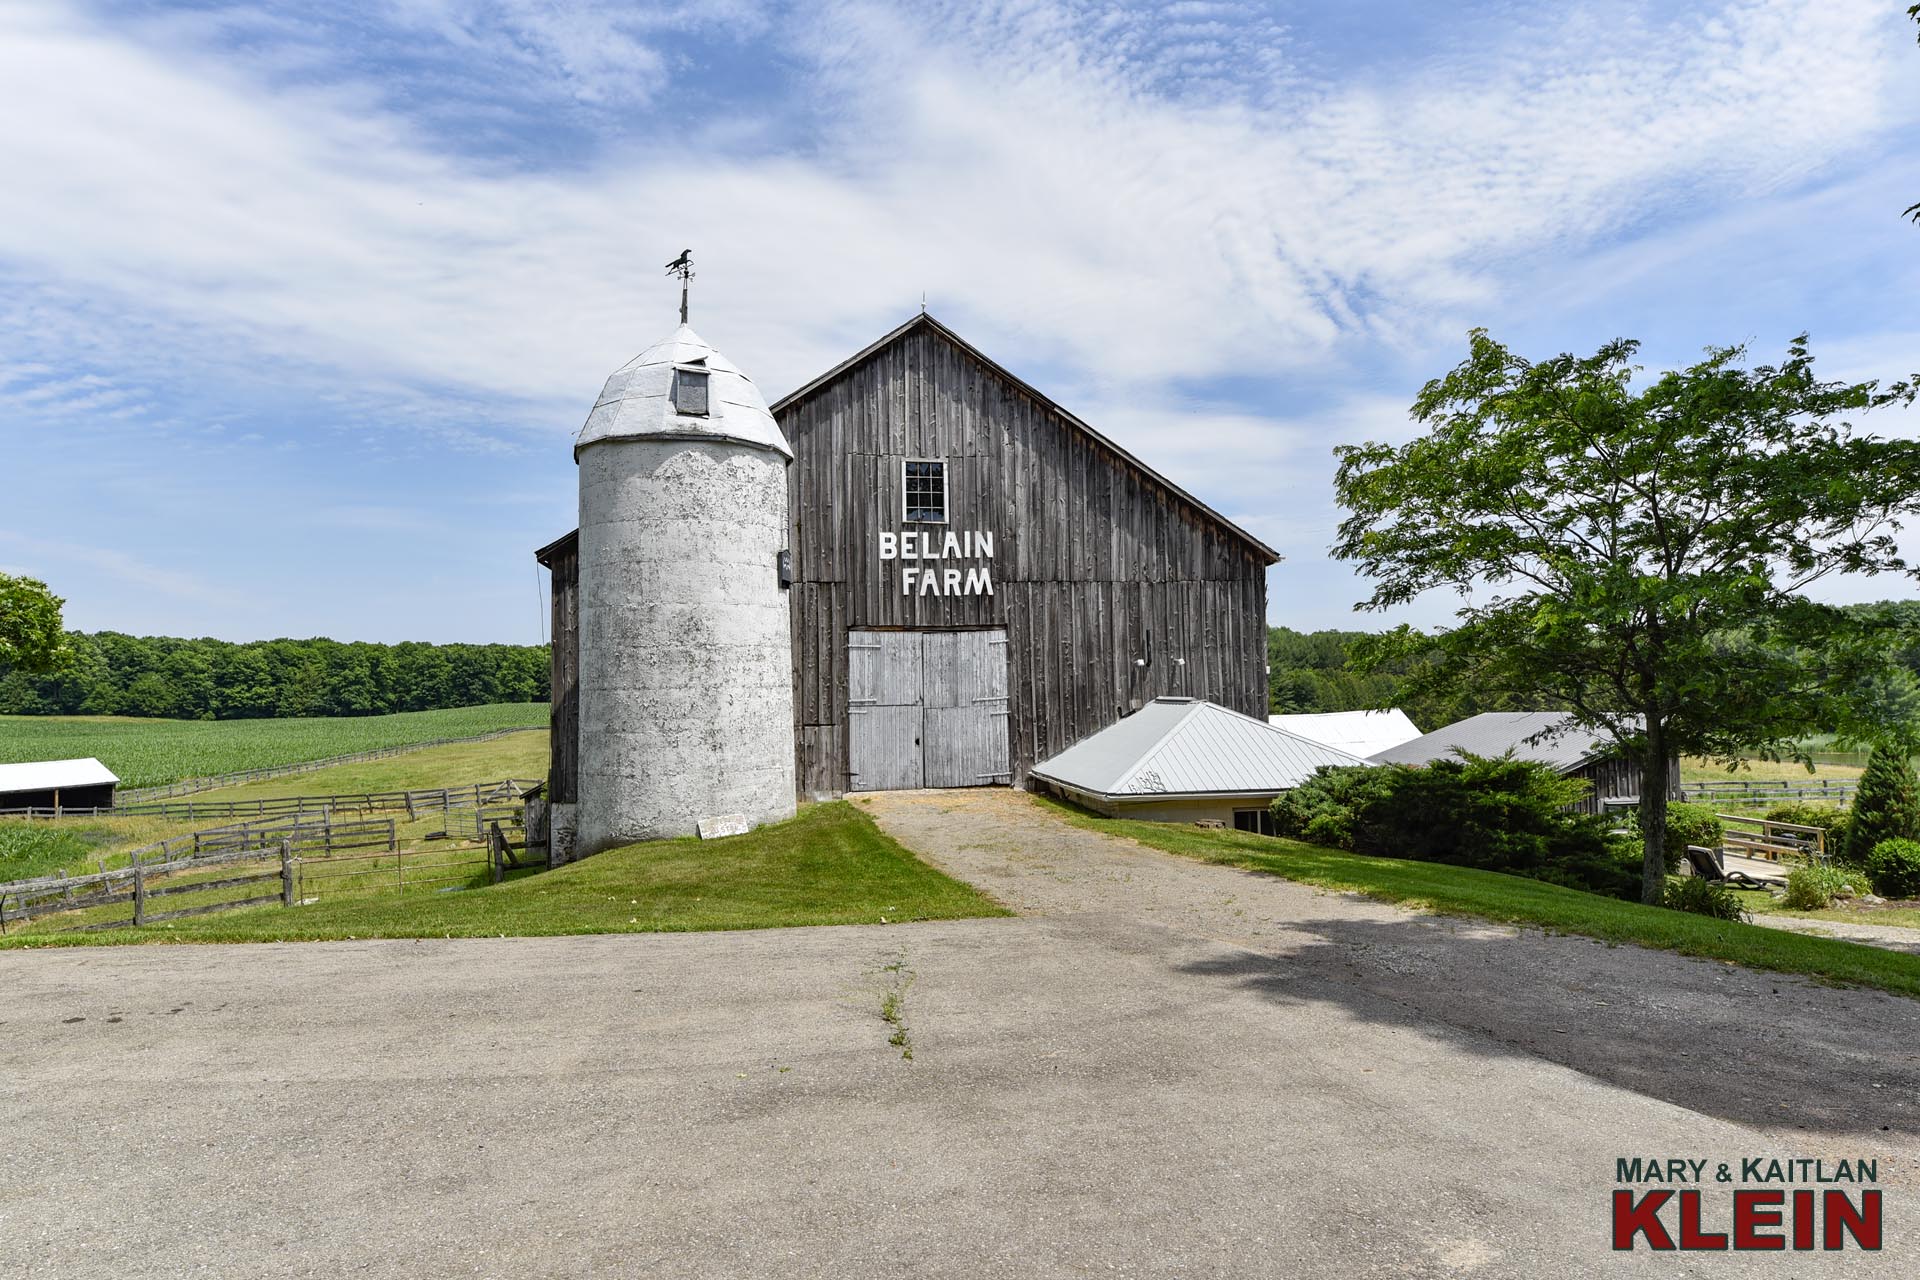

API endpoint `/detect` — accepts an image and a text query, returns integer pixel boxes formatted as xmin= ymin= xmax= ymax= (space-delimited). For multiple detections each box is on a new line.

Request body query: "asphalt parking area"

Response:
xmin=2 ymin=908 xmax=1911 ymax=1278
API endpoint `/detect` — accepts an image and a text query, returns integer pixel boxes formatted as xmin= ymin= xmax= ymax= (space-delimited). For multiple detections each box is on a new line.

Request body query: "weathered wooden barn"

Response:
xmin=537 ymin=311 xmax=1277 ymax=801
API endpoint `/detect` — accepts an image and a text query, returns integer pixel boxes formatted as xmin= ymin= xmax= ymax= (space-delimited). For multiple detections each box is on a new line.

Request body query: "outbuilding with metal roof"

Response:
xmin=1030 ymin=697 xmax=1369 ymax=833
xmin=0 ymin=757 xmax=119 ymax=814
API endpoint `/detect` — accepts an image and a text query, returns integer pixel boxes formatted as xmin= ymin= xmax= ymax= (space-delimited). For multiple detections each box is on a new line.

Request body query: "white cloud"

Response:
xmin=1 ymin=0 xmax=1917 ymax=641
xmin=1 ymin=0 xmax=1909 ymax=428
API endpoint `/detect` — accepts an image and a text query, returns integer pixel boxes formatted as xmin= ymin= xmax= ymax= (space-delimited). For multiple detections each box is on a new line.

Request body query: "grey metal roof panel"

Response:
xmin=1366 ymin=711 xmax=1614 ymax=770
xmin=1032 ymin=698 xmax=1371 ymax=798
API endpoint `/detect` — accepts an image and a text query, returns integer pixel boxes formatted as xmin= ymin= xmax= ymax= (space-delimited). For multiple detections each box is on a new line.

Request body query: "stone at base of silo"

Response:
xmin=697 ymin=814 xmax=751 ymax=839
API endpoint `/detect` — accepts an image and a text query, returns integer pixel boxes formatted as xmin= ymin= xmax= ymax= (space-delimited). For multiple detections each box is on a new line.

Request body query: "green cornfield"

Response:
xmin=0 ymin=704 xmax=549 ymax=788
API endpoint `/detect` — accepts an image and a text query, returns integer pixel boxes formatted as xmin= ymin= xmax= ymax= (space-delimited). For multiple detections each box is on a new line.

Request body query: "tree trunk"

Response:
xmin=1638 ymin=720 xmax=1670 ymax=906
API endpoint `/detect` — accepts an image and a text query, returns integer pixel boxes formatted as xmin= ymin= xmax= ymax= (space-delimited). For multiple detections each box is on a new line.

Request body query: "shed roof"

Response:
xmin=770 ymin=312 xmax=1279 ymax=565
xmin=575 ymin=323 xmax=793 ymax=460
xmin=0 ymin=757 xmax=119 ymax=794
xmin=1032 ymin=697 xmax=1370 ymax=800
xmin=1366 ymin=711 xmax=1613 ymax=772
xmin=1268 ymin=709 xmax=1422 ymax=759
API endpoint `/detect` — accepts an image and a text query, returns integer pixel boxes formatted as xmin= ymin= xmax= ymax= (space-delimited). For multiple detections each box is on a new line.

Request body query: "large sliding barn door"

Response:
xmin=848 ymin=629 xmax=1009 ymax=791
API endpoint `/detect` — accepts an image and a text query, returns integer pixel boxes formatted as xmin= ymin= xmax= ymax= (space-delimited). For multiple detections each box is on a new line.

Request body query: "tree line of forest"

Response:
xmin=1267 ymin=601 xmax=1920 ymax=734
xmin=0 ymin=633 xmax=550 ymax=720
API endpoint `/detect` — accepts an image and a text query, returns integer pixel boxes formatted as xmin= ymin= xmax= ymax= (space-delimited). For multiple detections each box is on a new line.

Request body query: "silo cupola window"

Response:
xmin=903 ymin=459 xmax=947 ymax=523
xmin=671 ymin=365 xmax=710 ymax=416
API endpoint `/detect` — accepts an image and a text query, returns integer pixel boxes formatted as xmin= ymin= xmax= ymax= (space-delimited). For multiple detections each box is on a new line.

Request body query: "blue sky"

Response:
xmin=2 ymin=0 xmax=1916 ymax=644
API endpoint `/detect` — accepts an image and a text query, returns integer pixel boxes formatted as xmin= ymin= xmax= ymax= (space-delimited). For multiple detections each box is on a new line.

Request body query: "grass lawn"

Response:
xmin=1035 ymin=798 xmax=1920 ymax=1000
xmin=1679 ymin=755 xmax=1863 ymax=783
xmin=193 ymin=732 xmax=549 ymax=801
xmin=0 ymin=801 xmax=1008 ymax=947
xmin=0 ymin=704 xmax=548 ymax=787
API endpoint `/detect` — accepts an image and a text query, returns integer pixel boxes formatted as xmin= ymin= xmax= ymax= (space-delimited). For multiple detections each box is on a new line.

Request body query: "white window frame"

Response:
xmin=901 ymin=457 xmax=948 ymax=525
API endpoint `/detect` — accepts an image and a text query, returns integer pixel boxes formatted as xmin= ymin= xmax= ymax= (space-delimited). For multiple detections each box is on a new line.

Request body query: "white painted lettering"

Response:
xmin=975 ymin=530 xmax=993 ymax=558
xmin=964 ymin=567 xmax=994 ymax=595
xmin=941 ymin=531 xmax=962 ymax=559
xmin=879 ymin=531 xmax=897 ymax=561
xmin=901 ymin=567 xmax=917 ymax=595
xmin=918 ymin=570 xmax=938 ymax=596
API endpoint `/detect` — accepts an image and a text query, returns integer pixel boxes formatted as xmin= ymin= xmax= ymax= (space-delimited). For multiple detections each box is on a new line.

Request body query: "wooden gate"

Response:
xmin=848 ymin=629 xmax=1010 ymax=791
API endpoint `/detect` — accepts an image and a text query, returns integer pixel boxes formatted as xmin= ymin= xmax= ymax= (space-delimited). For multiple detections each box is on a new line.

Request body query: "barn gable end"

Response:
xmin=778 ymin=313 xmax=1275 ymax=795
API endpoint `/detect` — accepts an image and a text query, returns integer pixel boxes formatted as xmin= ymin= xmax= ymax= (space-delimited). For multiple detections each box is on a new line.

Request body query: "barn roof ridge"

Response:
xmin=769 ymin=312 xmax=1280 ymax=565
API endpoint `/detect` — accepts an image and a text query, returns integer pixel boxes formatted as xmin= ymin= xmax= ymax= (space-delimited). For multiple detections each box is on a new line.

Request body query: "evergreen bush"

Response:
xmin=1844 ymin=746 xmax=1920 ymax=865
xmin=1271 ymin=756 xmax=1639 ymax=898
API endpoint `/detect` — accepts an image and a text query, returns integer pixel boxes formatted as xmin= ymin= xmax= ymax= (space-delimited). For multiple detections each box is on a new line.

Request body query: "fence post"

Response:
xmin=387 ymin=819 xmax=397 ymax=853
xmin=1 ymin=891 xmax=9 ymax=935
xmin=281 ymin=841 xmax=295 ymax=907
xmin=132 ymin=856 xmax=146 ymax=927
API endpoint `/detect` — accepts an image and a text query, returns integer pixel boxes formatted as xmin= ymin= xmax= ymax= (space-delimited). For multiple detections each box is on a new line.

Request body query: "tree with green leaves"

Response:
xmin=0 ymin=572 xmax=67 ymax=675
xmin=1333 ymin=332 xmax=1920 ymax=903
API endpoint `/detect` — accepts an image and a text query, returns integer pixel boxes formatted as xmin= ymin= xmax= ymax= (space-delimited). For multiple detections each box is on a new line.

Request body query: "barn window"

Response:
xmin=1232 ymin=808 xmax=1276 ymax=837
xmin=903 ymin=459 xmax=947 ymax=523
xmin=671 ymin=366 xmax=710 ymax=416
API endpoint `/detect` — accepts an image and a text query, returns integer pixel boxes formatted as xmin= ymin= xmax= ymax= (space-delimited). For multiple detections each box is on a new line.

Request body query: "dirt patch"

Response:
xmin=858 ymin=788 xmax=1920 ymax=1155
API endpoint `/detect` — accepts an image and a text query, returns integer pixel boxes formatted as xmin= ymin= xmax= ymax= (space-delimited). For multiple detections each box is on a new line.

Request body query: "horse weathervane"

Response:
xmin=665 ymin=249 xmax=694 ymax=324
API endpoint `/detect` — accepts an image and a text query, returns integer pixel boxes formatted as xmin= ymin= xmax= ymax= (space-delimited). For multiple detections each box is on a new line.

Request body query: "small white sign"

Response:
xmin=698 ymin=814 xmax=751 ymax=840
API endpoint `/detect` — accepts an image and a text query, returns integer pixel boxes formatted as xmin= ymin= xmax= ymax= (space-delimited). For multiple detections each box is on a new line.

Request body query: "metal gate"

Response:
xmin=848 ymin=629 xmax=1010 ymax=791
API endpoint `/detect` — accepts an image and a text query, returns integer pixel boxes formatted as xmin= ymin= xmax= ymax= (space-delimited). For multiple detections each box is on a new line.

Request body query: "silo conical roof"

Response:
xmin=574 ymin=324 xmax=793 ymax=459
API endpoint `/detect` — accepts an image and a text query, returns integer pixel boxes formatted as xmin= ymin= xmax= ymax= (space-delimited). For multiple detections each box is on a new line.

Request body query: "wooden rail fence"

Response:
xmin=0 ymin=816 xmax=397 ymax=932
xmin=0 ymin=778 xmax=540 ymax=822
xmin=113 ymin=728 xmax=541 ymax=804
xmin=1676 ymin=779 xmax=1858 ymax=804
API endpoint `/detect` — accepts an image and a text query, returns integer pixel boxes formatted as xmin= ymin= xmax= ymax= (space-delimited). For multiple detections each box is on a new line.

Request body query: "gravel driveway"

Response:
xmin=857 ymin=788 xmax=1920 ymax=1147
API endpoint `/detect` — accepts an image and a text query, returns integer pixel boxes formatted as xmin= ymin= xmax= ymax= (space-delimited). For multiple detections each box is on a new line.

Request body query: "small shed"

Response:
xmin=0 ymin=758 xmax=120 ymax=814
xmin=1268 ymin=709 xmax=1421 ymax=759
xmin=1030 ymin=697 xmax=1370 ymax=833
xmin=1366 ymin=711 xmax=1677 ymax=814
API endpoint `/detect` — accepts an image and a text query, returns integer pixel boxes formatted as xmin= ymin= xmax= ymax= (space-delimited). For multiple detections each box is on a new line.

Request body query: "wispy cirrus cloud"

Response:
xmin=1 ymin=0 xmax=1915 ymax=638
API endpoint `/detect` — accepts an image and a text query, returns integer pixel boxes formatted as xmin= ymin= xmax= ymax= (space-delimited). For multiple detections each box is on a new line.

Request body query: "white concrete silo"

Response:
xmin=573 ymin=323 xmax=796 ymax=854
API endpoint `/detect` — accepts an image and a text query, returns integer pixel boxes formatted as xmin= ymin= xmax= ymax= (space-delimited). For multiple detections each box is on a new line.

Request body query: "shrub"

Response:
xmin=1865 ymin=838 xmax=1920 ymax=900
xmin=1781 ymin=863 xmax=1861 ymax=911
xmin=1271 ymin=755 xmax=1636 ymax=898
xmin=1660 ymin=803 xmax=1724 ymax=871
xmin=1664 ymin=875 xmax=1747 ymax=922
xmin=1845 ymin=745 xmax=1920 ymax=865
